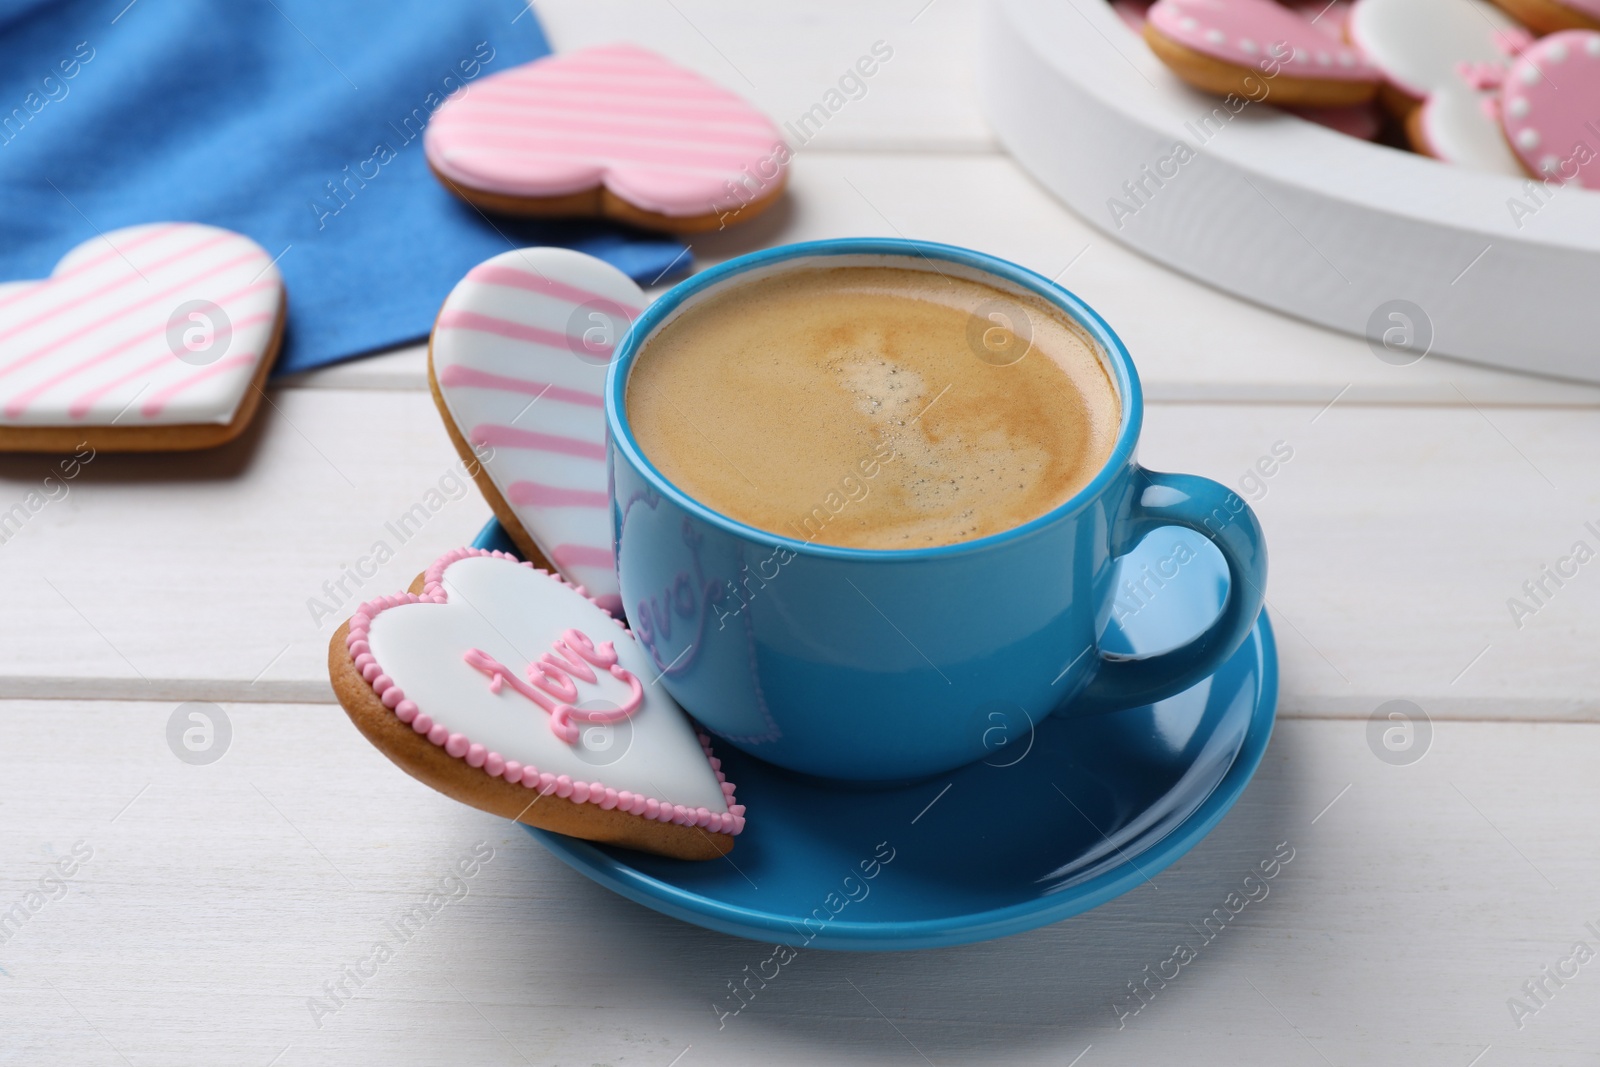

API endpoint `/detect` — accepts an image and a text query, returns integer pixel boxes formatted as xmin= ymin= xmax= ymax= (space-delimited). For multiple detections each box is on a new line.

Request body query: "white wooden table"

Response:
xmin=4 ymin=2 xmax=1599 ymax=1063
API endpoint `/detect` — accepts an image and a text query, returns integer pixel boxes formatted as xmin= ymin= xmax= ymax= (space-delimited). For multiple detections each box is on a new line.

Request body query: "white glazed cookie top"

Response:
xmin=1348 ymin=0 xmax=1526 ymax=97
xmin=0 ymin=222 xmax=282 ymax=427
xmin=364 ymin=553 xmax=732 ymax=815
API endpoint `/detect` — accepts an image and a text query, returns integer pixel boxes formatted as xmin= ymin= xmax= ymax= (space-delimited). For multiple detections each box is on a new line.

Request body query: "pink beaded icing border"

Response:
xmin=344 ymin=546 xmax=745 ymax=836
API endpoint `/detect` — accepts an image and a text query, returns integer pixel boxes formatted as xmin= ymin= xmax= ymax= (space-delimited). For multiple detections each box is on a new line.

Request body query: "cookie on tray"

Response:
xmin=427 ymin=246 xmax=645 ymax=614
xmin=1144 ymin=0 xmax=1382 ymax=106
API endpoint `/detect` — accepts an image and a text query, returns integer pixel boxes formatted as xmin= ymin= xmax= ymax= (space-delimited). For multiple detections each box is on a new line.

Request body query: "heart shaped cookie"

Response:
xmin=1350 ymin=0 xmax=1530 ymax=105
xmin=424 ymin=43 xmax=789 ymax=233
xmin=1349 ymin=0 xmax=1531 ymax=175
xmin=330 ymin=547 xmax=743 ymax=860
xmin=430 ymin=247 xmax=642 ymax=614
xmin=1145 ymin=0 xmax=1381 ymax=107
xmin=1501 ymin=31 xmax=1600 ymax=187
xmin=0 ymin=222 xmax=285 ymax=452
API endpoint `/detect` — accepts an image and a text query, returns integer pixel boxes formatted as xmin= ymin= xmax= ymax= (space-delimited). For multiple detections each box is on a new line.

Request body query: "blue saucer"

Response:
xmin=472 ymin=520 xmax=1277 ymax=950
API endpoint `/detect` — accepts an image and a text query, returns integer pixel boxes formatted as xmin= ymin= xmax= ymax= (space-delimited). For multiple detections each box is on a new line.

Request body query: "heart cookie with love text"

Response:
xmin=429 ymin=246 xmax=643 ymax=613
xmin=0 ymin=222 xmax=285 ymax=452
xmin=330 ymin=548 xmax=743 ymax=860
xmin=424 ymin=43 xmax=789 ymax=233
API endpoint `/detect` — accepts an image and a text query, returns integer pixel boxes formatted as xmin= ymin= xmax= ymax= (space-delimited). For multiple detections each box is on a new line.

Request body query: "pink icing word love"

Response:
xmin=464 ymin=628 xmax=643 ymax=744
xmin=1501 ymin=30 xmax=1600 ymax=189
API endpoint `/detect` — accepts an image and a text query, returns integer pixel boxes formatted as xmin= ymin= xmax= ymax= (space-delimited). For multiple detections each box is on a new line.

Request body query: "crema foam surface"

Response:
xmin=626 ymin=265 xmax=1120 ymax=549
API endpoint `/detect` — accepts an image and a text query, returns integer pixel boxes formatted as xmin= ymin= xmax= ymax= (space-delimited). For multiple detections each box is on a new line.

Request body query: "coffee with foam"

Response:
xmin=625 ymin=264 xmax=1120 ymax=550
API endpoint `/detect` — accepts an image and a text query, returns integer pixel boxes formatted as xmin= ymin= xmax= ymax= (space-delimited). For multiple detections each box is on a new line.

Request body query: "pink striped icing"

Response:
xmin=0 ymin=222 xmax=285 ymax=428
xmin=463 ymin=263 xmax=644 ymax=317
xmin=446 ymin=110 xmax=773 ymax=147
xmin=507 ymin=481 xmax=610 ymax=508
xmin=0 ymin=233 xmax=232 ymax=348
xmin=343 ymin=547 xmax=744 ymax=836
xmin=431 ymin=131 xmax=777 ymax=171
xmin=19 ymin=292 xmax=276 ymax=419
xmin=139 ymin=353 xmax=260 ymax=418
xmin=436 ymin=364 xmax=602 ymax=408
xmin=462 ymin=91 xmax=764 ymax=124
xmin=468 ymin=423 xmax=606 ymax=459
xmin=0 ymin=224 xmax=181 ymax=316
xmin=430 ymin=246 xmax=640 ymax=615
xmin=0 ymin=249 xmax=261 ymax=382
xmin=436 ymin=308 xmax=595 ymax=353
xmin=550 ymin=543 xmax=616 ymax=569
xmin=424 ymin=43 xmax=788 ymax=216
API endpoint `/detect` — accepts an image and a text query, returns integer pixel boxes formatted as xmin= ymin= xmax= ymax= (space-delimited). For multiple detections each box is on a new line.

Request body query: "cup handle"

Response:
xmin=1059 ymin=467 xmax=1268 ymax=718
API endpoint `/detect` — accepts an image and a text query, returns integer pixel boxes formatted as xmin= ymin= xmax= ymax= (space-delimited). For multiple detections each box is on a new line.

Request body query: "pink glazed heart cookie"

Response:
xmin=424 ymin=43 xmax=789 ymax=234
xmin=0 ymin=222 xmax=285 ymax=453
xmin=330 ymin=548 xmax=743 ymax=860
xmin=1501 ymin=31 xmax=1600 ymax=187
xmin=429 ymin=247 xmax=643 ymax=614
xmin=1144 ymin=0 xmax=1381 ymax=107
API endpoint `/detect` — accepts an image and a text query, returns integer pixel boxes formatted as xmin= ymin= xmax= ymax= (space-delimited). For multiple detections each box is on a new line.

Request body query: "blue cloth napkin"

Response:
xmin=0 ymin=0 xmax=687 ymax=375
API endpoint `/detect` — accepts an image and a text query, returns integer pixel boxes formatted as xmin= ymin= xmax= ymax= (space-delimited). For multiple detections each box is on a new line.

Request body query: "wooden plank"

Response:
xmin=1 ymin=389 xmax=1597 ymax=719
xmin=0 ymin=387 xmax=493 ymax=703
xmin=284 ymin=153 xmax=1600 ymax=408
xmin=534 ymin=0 xmax=995 ymax=153
xmin=1141 ymin=400 xmax=1600 ymax=722
xmin=0 ymin=702 xmax=1595 ymax=1064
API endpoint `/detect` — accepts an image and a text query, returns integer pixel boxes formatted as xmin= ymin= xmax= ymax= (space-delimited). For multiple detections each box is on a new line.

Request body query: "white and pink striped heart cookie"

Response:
xmin=430 ymin=247 xmax=645 ymax=614
xmin=0 ymin=222 xmax=285 ymax=452
xmin=424 ymin=43 xmax=788 ymax=234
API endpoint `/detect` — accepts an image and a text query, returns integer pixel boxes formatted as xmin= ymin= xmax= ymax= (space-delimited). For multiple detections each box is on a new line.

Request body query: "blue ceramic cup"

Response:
xmin=606 ymin=238 xmax=1266 ymax=782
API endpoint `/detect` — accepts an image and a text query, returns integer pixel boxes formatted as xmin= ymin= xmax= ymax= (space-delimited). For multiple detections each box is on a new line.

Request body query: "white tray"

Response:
xmin=979 ymin=0 xmax=1600 ymax=382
